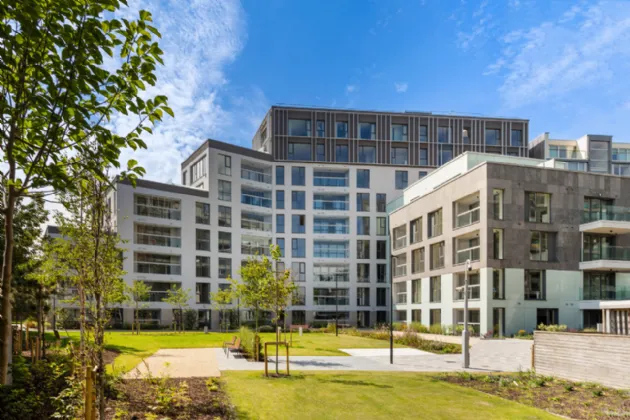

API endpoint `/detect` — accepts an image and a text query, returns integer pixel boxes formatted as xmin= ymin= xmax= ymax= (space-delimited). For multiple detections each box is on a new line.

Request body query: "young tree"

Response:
xmin=0 ymin=0 xmax=172 ymax=384
xmin=126 ymin=281 xmax=151 ymax=335
xmin=164 ymin=286 xmax=191 ymax=332
xmin=210 ymin=287 xmax=234 ymax=332
xmin=230 ymin=254 xmax=272 ymax=334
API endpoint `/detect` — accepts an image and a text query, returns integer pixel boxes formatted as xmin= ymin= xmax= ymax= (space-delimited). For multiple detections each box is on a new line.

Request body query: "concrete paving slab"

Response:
xmin=125 ymin=348 xmax=221 ymax=379
xmin=340 ymin=348 xmax=432 ymax=357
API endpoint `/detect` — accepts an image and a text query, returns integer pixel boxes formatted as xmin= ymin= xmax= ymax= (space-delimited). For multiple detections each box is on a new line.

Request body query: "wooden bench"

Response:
xmin=223 ymin=336 xmax=237 ymax=354
xmin=225 ymin=337 xmax=241 ymax=358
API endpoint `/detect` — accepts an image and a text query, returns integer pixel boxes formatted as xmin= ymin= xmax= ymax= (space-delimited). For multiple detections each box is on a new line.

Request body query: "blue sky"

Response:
xmin=113 ymin=0 xmax=630 ymax=183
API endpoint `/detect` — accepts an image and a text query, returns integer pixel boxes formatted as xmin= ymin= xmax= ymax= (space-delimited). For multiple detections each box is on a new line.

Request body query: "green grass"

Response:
xmin=56 ymin=331 xmax=406 ymax=373
xmin=222 ymin=371 xmax=559 ymax=420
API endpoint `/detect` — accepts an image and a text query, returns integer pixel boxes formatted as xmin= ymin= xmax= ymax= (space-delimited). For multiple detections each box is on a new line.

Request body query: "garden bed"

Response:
xmin=437 ymin=371 xmax=630 ymax=419
xmin=342 ymin=328 xmax=461 ymax=354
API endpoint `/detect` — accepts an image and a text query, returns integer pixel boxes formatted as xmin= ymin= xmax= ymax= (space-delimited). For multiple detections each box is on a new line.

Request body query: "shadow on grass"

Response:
xmin=315 ymin=378 xmax=393 ymax=389
xmin=105 ymin=344 xmax=144 ymax=355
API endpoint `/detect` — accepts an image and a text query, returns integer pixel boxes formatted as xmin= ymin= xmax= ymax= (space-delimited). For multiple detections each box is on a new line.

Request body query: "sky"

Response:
xmin=64 ymin=0 xmax=630 ymax=185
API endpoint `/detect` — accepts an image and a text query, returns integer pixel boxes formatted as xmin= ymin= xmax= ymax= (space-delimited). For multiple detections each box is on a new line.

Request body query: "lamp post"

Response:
xmin=335 ymin=274 xmax=339 ymax=336
xmin=462 ymin=258 xmax=471 ymax=368
xmin=390 ymin=255 xmax=394 ymax=364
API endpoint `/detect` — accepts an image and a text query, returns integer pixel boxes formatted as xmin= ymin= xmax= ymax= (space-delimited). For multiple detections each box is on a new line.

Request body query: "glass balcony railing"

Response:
xmin=582 ymin=206 xmax=630 ymax=223
xmin=313 ymin=175 xmax=349 ymax=187
xmin=143 ymin=291 xmax=169 ymax=302
xmin=241 ymin=218 xmax=272 ymax=232
xmin=241 ymin=193 xmax=272 ymax=208
xmin=135 ymin=233 xmax=181 ymax=248
xmin=455 ymin=207 xmax=480 ymax=228
xmin=579 ymin=287 xmax=630 ymax=300
xmin=396 ymin=292 xmax=407 ymax=304
xmin=313 ymin=200 xmax=349 ymax=211
xmin=241 ymin=168 xmax=272 ymax=184
xmin=135 ymin=204 xmax=181 ymax=220
xmin=135 ymin=262 xmax=181 ymax=275
xmin=394 ymin=265 xmax=407 ymax=278
xmin=394 ymin=236 xmax=407 ymax=250
xmin=582 ymin=246 xmax=630 ymax=262
xmin=455 ymin=246 xmax=480 ymax=264
xmin=241 ymin=244 xmax=271 ymax=256
xmin=313 ymin=224 xmax=349 ymax=234
xmin=314 ymin=249 xmax=349 ymax=258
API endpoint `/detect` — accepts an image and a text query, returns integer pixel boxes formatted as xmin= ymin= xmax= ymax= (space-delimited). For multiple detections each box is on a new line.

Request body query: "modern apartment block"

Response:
xmin=389 ymin=152 xmax=630 ymax=336
xmin=529 ymin=132 xmax=630 ymax=176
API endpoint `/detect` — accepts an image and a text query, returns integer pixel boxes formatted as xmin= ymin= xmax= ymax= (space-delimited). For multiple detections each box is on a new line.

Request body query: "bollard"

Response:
xmin=531 ymin=344 xmax=535 ymax=369
xmin=299 ymin=326 xmax=303 ymax=337
xmin=204 ymin=326 xmax=208 ymax=334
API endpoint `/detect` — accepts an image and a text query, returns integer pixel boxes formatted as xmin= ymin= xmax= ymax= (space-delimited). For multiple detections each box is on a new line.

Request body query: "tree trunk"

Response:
xmin=0 ymin=195 xmax=16 ymax=384
xmin=38 ymin=289 xmax=45 ymax=359
xmin=275 ymin=312 xmax=279 ymax=375
xmin=95 ymin=294 xmax=105 ymax=420
xmin=79 ymin=286 xmax=86 ymax=373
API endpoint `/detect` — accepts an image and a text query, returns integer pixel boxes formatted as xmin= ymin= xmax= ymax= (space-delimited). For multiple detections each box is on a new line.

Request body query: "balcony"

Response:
xmin=454 ymin=193 xmax=480 ymax=229
xmin=313 ymin=218 xmax=349 ymax=234
xmin=314 ymin=241 xmax=349 ymax=258
xmin=393 ymin=225 xmax=407 ymax=250
xmin=241 ymin=236 xmax=271 ymax=256
xmin=134 ymin=203 xmax=181 ymax=221
xmin=241 ymin=166 xmax=272 ymax=184
xmin=580 ymin=246 xmax=630 ymax=271
xmin=135 ymin=261 xmax=181 ymax=275
xmin=580 ymin=287 xmax=630 ymax=301
xmin=241 ymin=187 xmax=272 ymax=209
xmin=241 ymin=211 xmax=272 ymax=233
xmin=454 ymin=232 xmax=480 ymax=265
xmin=313 ymin=170 xmax=349 ymax=187
xmin=581 ymin=206 xmax=630 ymax=234
xmin=135 ymin=233 xmax=181 ymax=248
xmin=313 ymin=194 xmax=349 ymax=211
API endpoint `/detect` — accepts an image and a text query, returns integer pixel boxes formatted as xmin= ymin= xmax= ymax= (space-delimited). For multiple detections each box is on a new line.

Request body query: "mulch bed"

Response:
xmin=437 ymin=372 xmax=630 ymax=419
xmin=105 ymin=377 xmax=235 ymax=419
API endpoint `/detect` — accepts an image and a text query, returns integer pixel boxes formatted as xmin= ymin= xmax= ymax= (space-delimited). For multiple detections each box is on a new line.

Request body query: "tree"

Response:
xmin=164 ymin=286 xmax=191 ymax=332
xmin=210 ymin=287 xmax=233 ymax=332
xmin=126 ymin=281 xmax=151 ymax=334
xmin=230 ymin=254 xmax=272 ymax=334
xmin=0 ymin=1 xmax=172 ymax=384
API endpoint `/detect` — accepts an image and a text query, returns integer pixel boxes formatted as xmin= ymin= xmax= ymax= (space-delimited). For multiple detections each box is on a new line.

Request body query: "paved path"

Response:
xmin=125 ymin=348 xmax=221 ymax=379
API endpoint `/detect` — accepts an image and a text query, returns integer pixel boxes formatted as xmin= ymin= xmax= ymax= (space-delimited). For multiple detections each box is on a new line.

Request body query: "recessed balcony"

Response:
xmin=580 ymin=246 xmax=630 ymax=271
xmin=581 ymin=206 xmax=630 ymax=234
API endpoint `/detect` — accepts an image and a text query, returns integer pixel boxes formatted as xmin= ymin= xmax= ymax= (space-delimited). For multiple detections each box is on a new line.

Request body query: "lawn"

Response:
xmin=222 ymin=371 xmax=559 ymax=420
xmin=57 ymin=330 xmax=406 ymax=373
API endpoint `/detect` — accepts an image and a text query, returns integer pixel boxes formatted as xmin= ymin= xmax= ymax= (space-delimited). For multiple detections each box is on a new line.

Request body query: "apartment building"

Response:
xmin=389 ymin=152 xmax=630 ymax=336
xmin=529 ymin=132 xmax=630 ymax=176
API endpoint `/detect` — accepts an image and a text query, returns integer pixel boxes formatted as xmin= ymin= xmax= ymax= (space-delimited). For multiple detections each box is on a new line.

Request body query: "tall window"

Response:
xmin=357 ymin=240 xmax=370 ymax=259
xmin=357 ymin=216 xmax=370 ymax=235
xmin=292 ymin=238 xmax=306 ymax=258
xmin=276 ymin=238 xmax=285 ymax=257
xmin=196 ymin=283 xmax=210 ymax=304
xmin=336 ymin=144 xmax=349 ymax=162
xmin=276 ymin=190 xmax=285 ymax=209
xmin=376 ymin=240 xmax=386 ymax=259
xmin=358 ymin=146 xmax=376 ymax=163
xmin=377 ymin=264 xmax=386 ymax=283
xmin=583 ymin=272 xmax=616 ymax=300
xmin=357 ymin=288 xmax=370 ymax=306
xmin=391 ymin=147 xmax=408 ymax=165
xmin=292 ymin=214 xmax=306 ymax=233
xmin=528 ymin=192 xmax=551 ymax=223
xmin=276 ymin=166 xmax=284 ymax=185
xmin=182 ymin=171 xmax=187 ymax=185
xmin=316 ymin=120 xmax=325 ymax=137
xmin=377 ymin=194 xmax=386 ymax=212
xmin=218 ymin=205 xmax=231 ymax=227
xmin=196 ymin=229 xmax=210 ymax=251
xmin=419 ymin=148 xmax=428 ymax=165
xmin=357 ymin=263 xmax=370 ymax=283
xmin=377 ymin=288 xmax=387 ymax=306
xmin=376 ymin=217 xmax=387 ymax=236
xmin=412 ymin=247 xmax=425 ymax=274
xmin=428 ymin=208 xmax=442 ymax=238
xmin=493 ymin=269 xmax=505 ymax=299
xmin=357 ymin=169 xmax=370 ymax=188
xmin=292 ymin=262 xmax=306 ymax=282
xmin=583 ymin=197 xmax=614 ymax=223
xmin=493 ymin=189 xmax=504 ymax=220
xmin=359 ymin=122 xmax=376 ymax=140
xmin=463 ymin=127 xmax=470 ymax=144
xmin=430 ymin=242 xmax=445 ymax=270
xmin=357 ymin=193 xmax=370 ymax=212
xmin=288 ymin=119 xmax=311 ymax=136
xmin=412 ymin=279 xmax=421 ymax=303
xmin=218 ymin=231 xmax=232 ymax=253
xmin=438 ymin=127 xmax=451 ymax=143
xmin=395 ymin=171 xmax=408 ymax=189
xmin=430 ymin=276 xmax=441 ymax=303
xmin=438 ymin=145 xmax=453 ymax=165
xmin=219 ymin=258 xmax=231 ymax=279
xmin=191 ymin=157 xmax=207 ymax=182
xmin=316 ymin=143 xmax=325 ymax=161
xmin=493 ymin=229 xmax=504 ymax=259
xmin=454 ymin=272 xmax=480 ymax=300
xmin=218 ymin=154 xmax=231 ymax=176
xmin=525 ymin=270 xmax=546 ymax=300
xmin=511 ymin=129 xmax=523 ymax=147
xmin=292 ymin=166 xmax=305 ymax=185
xmin=336 ymin=121 xmax=348 ymax=138
xmin=288 ymin=142 xmax=311 ymax=160
xmin=530 ymin=231 xmax=550 ymax=261
xmin=410 ymin=217 xmax=422 ymax=243
xmin=196 ymin=202 xmax=210 ymax=224
xmin=391 ymin=124 xmax=408 ymax=141
xmin=196 ymin=256 xmax=210 ymax=278
xmin=292 ymin=191 xmax=305 ymax=209
xmin=218 ymin=180 xmax=231 ymax=201
xmin=419 ymin=125 xmax=428 ymax=143
xmin=276 ymin=214 xmax=285 ymax=233
xmin=485 ymin=129 xmax=501 ymax=146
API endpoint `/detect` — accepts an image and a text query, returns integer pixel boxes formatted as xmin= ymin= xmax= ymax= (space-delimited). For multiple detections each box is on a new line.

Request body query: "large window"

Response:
xmin=288 ymin=119 xmax=311 ymax=136
xmin=218 ymin=231 xmax=231 ymax=253
xmin=537 ymin=308 xmax=558 ymax=326
xmin=135 ymin=224 xmax=180 ymax=248
xmin=392 ymin=124 xmax=408 ymax=141
xmin=438 ymin=126 xmax=451 ymax=143
xmin=493 ymin=269 xmax=505 ymax=299
xmin=357 ymin=169 xmax=370 ymax=188
xmin=583 ymin=272 xmax=616 ymax=300
xmin=357 ymin=263 xmax=370 ymax=283
xmin=336 ymin=144 xmax=349 ymax=162
xmin=525 ymin=270 xmax=546 ymax=300
xmin=316 ymin=120 xmax=325 ymax=137
xmin=218 ymin=205 xmax=231 ymax=227
xmin=377 ymin=194 xmax=386 ymax=212
xmin=430 ymin=309 xmax=441 ymax=325
xmin=377 ymin=264 xmax=386 ymax=283
xmin=376 ymin=217 xmax=387 ymax=236
xmin=359 ymin=122 xmax=376 ymax=140
xmin=419 ymin=148 xmax=428 ymax=165
xmin=430 ymin=241 xmax=445 ymax=270
xmin=438 ymin=145 xmax=453 ymax=165
xmin=218 ymin=154 xmax=231 ymax=176
xmin=218 ymin=180 xmax=231 ymax=201
xmin=292 ymin=166 xmax=305 ymax=186
xmin=292 ymin=214 xmax=306 ymax=234
xmin=428 ymin=208 xmax=442 ymax=238
xmin=454 ymin=272 xmax=480 ymax=300
xmin=412 ymin=279 xmax=421 ymax=303
xmin=314 ymin=240 xmax=349 ymax=258
xmin=410 ymin=217 xmax=422 ymax=244
xmin=376 ymin=240 xmax=386 ymax=259
xmin=292 ymin=238 xmax=306 ymax=258
xmin=357 ymin=240 xmax=370 ymax=259
xmin=511 ymin=129 xmax=523 ymax=146
xmin=191 ymin=157 xmax=206 ymax=182
xmin=391 ymin=147 xmax=408 ymax=165
xmin=358 ymin=146 xmax=376 ymax=163
xmin=528 ymin=192 xmax=551 ymax=223
xmin=316 ymin=143 xmax=325 ymax=161
xmin=419 ymin=125 xmax=428 ymax=143
xmin=314 ymin=288 xmax=349 ymax=306
xmin=276 ymin=214 xmax=285 ymax=233
xmin=336 ymin=121 xmax=348 ymax=138
xmin=134 ymin=194 xmax=181 ymax=220
xmin=377 ymin=288 xmax=387 ymax=306
xmin=357 ymin=288 xmax=370 ymax=306
xmin=276 ymin=191 xmax=285 ymax=209
xmin=276 ymin=166 xmax=285 ymax=185
xmin=314 ymin=264 xmax=349 ymax=282
xmin=196 ymin=229 xmax=210 ymax=251
xmin=314 ymin=217 xmax=349 ymax=234
xmin=430 ymin=276 xmax=441 ymax=303
xmin=485 ymin=129 xmax=501 ymax=146
xmin=195 ymin=202 xmax=210 ymax=224
xmin=583 ymin=197 xmax=614 ymax=223
xmin=357 ymin=216 xmax=370 ymax=235
xmin=395 ymin=171 xmax=408 ymax=189
xmin=412 ymin=247 xmax=425 ymax=274
xmin=196 ymin=283 xmax=210 ymax=304
xmin=292 ymin=262 xmax=306 ymax=282
xmin=219 ymin=258 xmax=231 ymax=279
xmin=288 ymin=142 xmax=311 ymax=160
xmin=357 ymin=193 xmax=370 ymax=212
xmin=493 ymin=189 xmax=504 ymax=220
xmin=196 ymin=256 xmax=210 ymax=278
xmin=292 ymin=191 xmax=305 ymax=209
xmin=530 ymin=231 xmax=550 ymax=261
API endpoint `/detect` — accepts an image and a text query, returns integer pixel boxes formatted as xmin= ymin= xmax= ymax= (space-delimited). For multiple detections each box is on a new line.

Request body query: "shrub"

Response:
xmin=183 ymin=309 xmax=198 ymax=330
xmin=517 ymin=329 xmax=527 ymax=337
xmin=258 ymin=325 xmax=275 ymax=333
xmin=392 ymin=322 xmax=407 ymax=331
xmin=409 ymin=322 xmax=428 ymax=333
xmin=429 ymin=324 xmax=444 ymax=335
xmin=537 ymin=324 xmax=568 ymax=332
xmin=592 ymin=389 xmax=604 ymax=397
xmin=582 ymin=328 xmax=598 ymax=333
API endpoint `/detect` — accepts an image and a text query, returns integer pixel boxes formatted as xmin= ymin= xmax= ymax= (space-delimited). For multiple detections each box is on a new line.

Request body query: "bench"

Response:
xmin=223 ymin=336 xmax=237 ymax=354
xmin=225 ymin=337 xmax=241 ymax=358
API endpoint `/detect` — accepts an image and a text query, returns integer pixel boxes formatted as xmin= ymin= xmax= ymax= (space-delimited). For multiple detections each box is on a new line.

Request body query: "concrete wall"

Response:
xmin=534 ymin=331 xmax=630 ymax=389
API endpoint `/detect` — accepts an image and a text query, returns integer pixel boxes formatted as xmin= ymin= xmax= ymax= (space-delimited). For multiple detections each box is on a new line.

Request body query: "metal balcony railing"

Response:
xmin=393 ymin=236 xmax=407 ymax=250
xmin=455 ymin=207 xmax=480 ymax=228
xmin=455 ymin=246 xmax=480 ymax=264
xmin=313 ymin=224 xmax=349 ymax=234
xmin=241 ymin=244 xmax=271 ymax=256
xmin=394 ymin=265 xmax=407 ymax=278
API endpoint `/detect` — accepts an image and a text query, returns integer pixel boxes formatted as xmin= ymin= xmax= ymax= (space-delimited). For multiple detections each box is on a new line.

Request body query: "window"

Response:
xmin=485 ymin=129 xmax=501 ymax=146
xmin=135 ymin=225 xmax=180 ymax=248
xmin=525 ymin=270 xmax=546 ymax=300
xmin=292 ymin=238 xmax=306 ymax=258
xmin=218 ymin=205 xmax=231 ymax=227
xmin=377 ymin=288 xmax=387 ymax=306
xmin=292 ymin=214 xmax=306 ymax=233
xmin=391 ymin=147 xmax=408 ymax=165
xmin=358 ymin=146 xmax=376 ymax=163
xmin=359 ymin=122 xmax=376 ymax=140
xmin=293 ymin=288 xmax=306 ymax=306
xmin=430 ymin=276 xmax=441 ymax=303
xmin=377 ymin=194 xmax=386 ymax=212
xmin=313 ymin=288 xmax=349 ymax=306
xmin=454 ymin=271 xmax=480 ymax=300
xmin=357 ymin=288 xmax=370 ymax=306
xmin=288 ymin=142 xmax=311 ymax=160
xmin=493 ymin=269 xmax=505 ymax=299
xmin=219 ymin=258 xmax=231 ymax=279
xmin=276 ymin=191 xmax=285 ymax=209
xmin=392 ymin=124 xmax=408 ymax=141
xmin=393 ymin=225 xmax=407 ymax=249
xmin=394 ymin=282 xmax=407 ymax=304
xmin=376 ymin=217 xmax=387 ymax=236
xmin=438 ymin=145 xmax=453 ymax=165
xmin=376 ymin=240 xmax=386 ymax=259
xmin=410 ymin=217 xmax=422 ymax=243
xmin=428 ymin=208 xmax=442 ymax=238
xmin=357 ymin=169 xmax=370 ymax=188
xmin=511 ymin=129 xmax=523 ymax=147
xmin=530 ymin=231 xmax=550 ymax=261
xmin=583 ymin=272 xmax=616 ymax=300
xmin=316 ymin=120 xmax=325 ymax=137
xmin=463 ymin=127 xmax=471 ymax=144
xmin=377 ymin=264 xmax=386 ymax=283
xmin=276 ymin=238 xmax=285 ymax=257
xmin=412 ymin=279 xmax=421 ymax=303
xmin=182 ymin=171 xmax=187 ymax=185
xmin=493 ymin=189 xmax=504 ymax=220
xmin=357 ymin=216 xmax=370 ymax=235
xmin=357 ymin=240 xmax=370 ymax=259
xmin=419 ymin=171 xmax=428 ymax=179
xmin=196 ymin=256 xmax=210 ymax=278
xmin=335 ymin=144 xmax=349 ymax=162
xmin=196 ymin=229 xmax=210 ymax=251
xmin=493 ymin=229 xmax=504 ymax=259
xmin=430 ymin=242 xmax=445 ymax=270
xmin=537 ymin=308 xmax=558 ymax=326
xmin=314 ymin=264 xmax=349 ymax=282
xmin=191 ymin=157 xmax=206 ymax=182
xmin=316 ymin=142 xmax=325 ymax=161
xmin=357 ymin=263 xmax=370 ymax=283
xmin=276 ymin=214 xmax=285 ymax=233
xmin=292 ymin=166 xmax=305 ymax=186
xmin=292 ymin=191 xmax=305 ymax=209
xmin=218 ymin=231 xmax=231 ymax=253
xmin=395 ymin=171 xmax=408 ymax=189
xmin=419 ymin=148 xmax=428 ymax=165
xmin=419 ymin=125 xmax=428 ymax=143
xmin=196 ymin=283 xmax=210 ymax=304
xmin=412 ymin=309 xmax=421 ymax=322
xmin=218 ymin=180 xmax=231 ymax=201
xmin=218 ymin=154 xmax=231 ymax=176
xmin=357 ymin=193 xmax=370 ymax=212
xmin=292 ymin=262 xmax=306 ymax=282
xmin=276 ymin=166 xmax=284 ymax=185
xmin=336 ymin=121 xmax=348 ymax=138
xmin=196 ymin=202 xmax=210 ymax=224
xmin=430 ymin=308 xmax=441 ymax=325
xmin=528 ymin=192 xmax=551 ymax=223
xmin=438 ymin=127 xmax=451 ymax=143
xmin=412 ymin=247 xmax=425 ymax=274
xmin=288 ymin=119 xmax=311 ymax=136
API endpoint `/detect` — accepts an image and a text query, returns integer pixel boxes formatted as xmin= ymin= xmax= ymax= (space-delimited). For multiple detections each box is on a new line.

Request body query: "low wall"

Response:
xmin=534 ymin=331 xmax=630 ymax=389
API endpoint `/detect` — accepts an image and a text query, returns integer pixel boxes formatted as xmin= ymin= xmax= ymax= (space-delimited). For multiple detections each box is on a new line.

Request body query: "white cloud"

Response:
xmin=456 ymin=0 xmax=495 ymax=49
xmin=394 ymin=82 xmax=408 ymax=93
xmin=346 ymin=84 xmax=358 ymax=93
